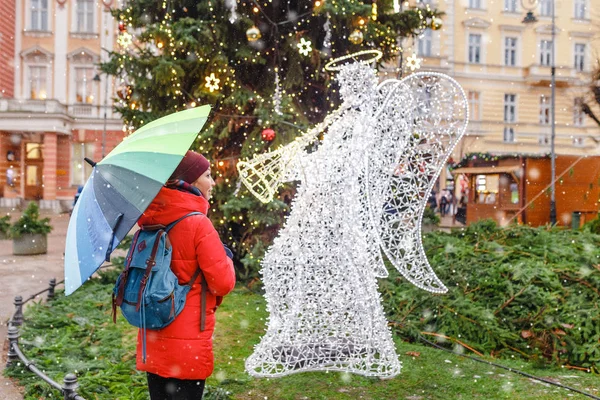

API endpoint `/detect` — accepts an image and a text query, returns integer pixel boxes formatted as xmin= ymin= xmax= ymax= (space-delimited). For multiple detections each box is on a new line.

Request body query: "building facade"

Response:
xmin=409 ymin=0 xmax=597 ymax=158
xmin=397 ymin=0 xmax=598 ymax=225
xmin=0 ymin=0 xmax=123 ymax=211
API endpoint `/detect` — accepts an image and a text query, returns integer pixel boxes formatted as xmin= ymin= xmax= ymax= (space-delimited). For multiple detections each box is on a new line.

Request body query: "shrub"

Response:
xmin=583 ymin=215 xmax=600 ymax=234
xmin=10 ymin=202 xmax=53 ymax=238
xmin=0 ymin=214 xmax=10 ymax=235
xmin=381 ymin=220 xmax=600 ymax=372
xmin=422 ymin=206 xmax=440 ymax=225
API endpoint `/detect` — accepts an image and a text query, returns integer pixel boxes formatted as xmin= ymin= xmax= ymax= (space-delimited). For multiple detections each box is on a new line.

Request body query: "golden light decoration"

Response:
xmin=348 ymin=29 xmax=364 ymax=45
xmin=117 ymin=31 xmax=133 ymax=48
xmin=406 ymin=53 xmax=422 ymax=71
xmin=205 ymin=73 xmax=221 ymax=92
xmin=246 ymin=25 xmax=261 ymax=41
xmin=371 ymin=1 xmax=377 ymax=21
xmin=324 ymin=49 xmax=383 ymax=72
xmin=431 ymin=17 xmax=443 ymax=30
xmin=297 ymin=37 xmax=312 ymax=56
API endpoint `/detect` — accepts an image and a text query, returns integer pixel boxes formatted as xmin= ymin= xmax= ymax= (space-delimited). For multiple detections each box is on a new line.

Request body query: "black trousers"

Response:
xmin=147 ymin=372 xmax=205 ymax=400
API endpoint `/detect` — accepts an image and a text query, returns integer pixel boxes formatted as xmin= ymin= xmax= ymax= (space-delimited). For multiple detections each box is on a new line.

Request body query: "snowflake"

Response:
xmin=406 ymin=53 xmax=422 ymax=71
xmin=117 ymin=32 xmax=133 ymax=48
xmin=297 ymin=38 xmax=312 ymax=56
xmin=204 ymin=73 xmax=220 ymax=92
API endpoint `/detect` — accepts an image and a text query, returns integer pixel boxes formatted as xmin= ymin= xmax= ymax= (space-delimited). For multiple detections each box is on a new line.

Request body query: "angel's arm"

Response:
xmin=237 ymin=107 xmax=345 ymax=203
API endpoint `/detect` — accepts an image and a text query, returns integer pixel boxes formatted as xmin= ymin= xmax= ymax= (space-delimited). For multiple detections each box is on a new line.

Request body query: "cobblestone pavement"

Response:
xmin=0 ymin=210 xmax=71 ymax=399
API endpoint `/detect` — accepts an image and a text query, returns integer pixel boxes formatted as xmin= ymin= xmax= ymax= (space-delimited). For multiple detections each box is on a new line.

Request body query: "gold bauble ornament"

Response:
xmin=348 ymin=29 xmax=364 ymax=45
xmin=431 ymin=17 xmax=443 ymax=31
xmin=246 ymin=25 xmax=261 ymax=42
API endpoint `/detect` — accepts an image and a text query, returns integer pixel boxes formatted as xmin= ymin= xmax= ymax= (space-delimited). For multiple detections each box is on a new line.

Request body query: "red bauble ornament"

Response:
xmin=261 ymin=128 xmax=276 ymax=141
xmin=118 ymin=21 xmax=127 ymax=33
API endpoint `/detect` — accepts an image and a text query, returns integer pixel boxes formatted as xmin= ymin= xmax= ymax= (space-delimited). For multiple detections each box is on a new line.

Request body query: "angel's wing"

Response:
xmin=365 ymin=72 xmax=468 ymax=293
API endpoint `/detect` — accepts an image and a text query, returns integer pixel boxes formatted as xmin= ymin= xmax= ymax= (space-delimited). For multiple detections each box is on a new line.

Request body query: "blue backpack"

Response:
xmin=112 ymin=212 xmax=208 ymax=363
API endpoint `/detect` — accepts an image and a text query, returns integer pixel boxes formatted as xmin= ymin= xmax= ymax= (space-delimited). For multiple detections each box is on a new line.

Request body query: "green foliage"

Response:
xmin=0 ymin=214 xmax=10 ymax=235
xmin=3 ymin=270 xmax=228 ymax=400
xmin=7 ymin=278 xmax=599 ymax=399
xmin=583 ymin=214 xmax=600 ymax=234
xmin=101 ymin=0 xmax=443 ymax=284
xmin=381 ymin=220 xmax=600 ymax=372
xmin=9 ymin=202 xmax=53 ymax=238
xmin=422 ymin=206 xmax=440 ymax=225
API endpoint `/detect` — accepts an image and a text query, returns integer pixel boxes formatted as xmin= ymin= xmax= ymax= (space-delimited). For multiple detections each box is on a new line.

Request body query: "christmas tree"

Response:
xmin=101 ymin=0 xmax=442 ymax=281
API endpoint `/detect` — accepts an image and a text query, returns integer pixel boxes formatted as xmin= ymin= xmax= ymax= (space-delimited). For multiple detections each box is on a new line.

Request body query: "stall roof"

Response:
xmin=451 ymin=165 xmax=521 ymax=175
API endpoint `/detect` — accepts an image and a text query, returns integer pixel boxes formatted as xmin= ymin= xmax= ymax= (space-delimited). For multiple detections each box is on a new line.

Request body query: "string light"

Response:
xmin=242 ymin=63 xmax=469 ymax=378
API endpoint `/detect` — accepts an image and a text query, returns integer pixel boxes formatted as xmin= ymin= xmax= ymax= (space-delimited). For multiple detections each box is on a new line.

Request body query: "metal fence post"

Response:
xmin=6 ymin=325 xmax=20 ymax=367
xmin=62 ymin=373 xmax=80 ymax=400
xmin=48 ymin=278 xmax=57 ymax=301
xmin=12 ymin=296 xmax=24 ymax=326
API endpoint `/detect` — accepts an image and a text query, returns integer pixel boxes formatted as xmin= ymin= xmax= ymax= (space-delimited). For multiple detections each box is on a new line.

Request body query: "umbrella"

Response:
xmin=64 ymin=105 xmax=211 ymax=295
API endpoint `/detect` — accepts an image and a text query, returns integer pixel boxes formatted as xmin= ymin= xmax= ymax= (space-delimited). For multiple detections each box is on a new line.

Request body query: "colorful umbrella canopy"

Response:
xmin=64 ymin=105 xmax=211 ymax=295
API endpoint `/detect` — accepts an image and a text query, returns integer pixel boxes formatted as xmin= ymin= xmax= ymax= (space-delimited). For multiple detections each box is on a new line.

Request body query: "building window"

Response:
xmin=504 ymin=37 xmax=517 ymax=66
xmin=468 ymin=91 xmax=481 ymax=121
xmin=469 ymin=0 xmax=482 ymax=9
xmin=504 ymin=0 xmax=517 ymax=12
xmin=574 ymin=43 xmax=586 ymax=72
xmin=468 ymin=34 xmax=482 ymax=64
xmin=26 ymin=143 xmax=43 ymax=160
xmin=574 ymin=97 xmax=585 ymax=126
xmin=573 ymin=137 xmax=585 ymax=147
xmin=503 ymin=127 xmax=515 ymax=143
xmin=71 ymin=142 xmax=95 ymax=186
xmin=76 ymin=0 xmax=95 ymax=33
xmin=539 ymin=40 xmax=552 ymax=66
xmin=475 ymin=175 xmax=499 ymax=204
xmin=29 ymin=66 xmax=47 ymax=99
xmin=539 ymin=95 xmax=550 ymax=125
xmin=30 ymin=0 xmax=48 ymax=31
xmin=574 ymin=0 xmax=586 ymax=19
xmin=417 ymin=29 xmax=432 ymax=57
xmin=538 ymin=135 xmax=550 ymax=145
xmin=75 ymin=67 xmax=95 ymax=104
xmin=539 ymin=0 xmax=552 ymax=16
xmin=504 ymin=94 xmax=516 ymax=123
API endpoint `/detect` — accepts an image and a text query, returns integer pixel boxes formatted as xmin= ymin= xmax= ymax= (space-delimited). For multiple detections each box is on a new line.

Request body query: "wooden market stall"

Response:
xmin=451 ymin=155 xmax=600 ymax=227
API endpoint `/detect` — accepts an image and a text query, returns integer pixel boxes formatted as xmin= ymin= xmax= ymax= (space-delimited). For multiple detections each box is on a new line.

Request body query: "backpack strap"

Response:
xmin=185 ymin=268 xmax=208 ymax=332
xmin=165 ymin=211 xmax=207 ymax=330
xmin=135 ymin=230 xmax=167 ymax=312
xmin=165 ymin=212 xmax=203 ymax=233
xmin=113 ymin=229 xmax=142 ymax=322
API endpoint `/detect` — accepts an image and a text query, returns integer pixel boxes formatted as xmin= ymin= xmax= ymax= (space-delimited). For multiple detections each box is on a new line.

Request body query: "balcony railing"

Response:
xmin=524 ymin=64 xmax=578 ymax=87
xmin=0 ymin=99 xmax=67 ymax=114
xmin=0 ymin=99 xmax=116 ymax=119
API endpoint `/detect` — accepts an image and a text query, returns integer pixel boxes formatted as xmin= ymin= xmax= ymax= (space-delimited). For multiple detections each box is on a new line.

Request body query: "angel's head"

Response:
xmin=336 ymin=62 xmax=378 ymax=107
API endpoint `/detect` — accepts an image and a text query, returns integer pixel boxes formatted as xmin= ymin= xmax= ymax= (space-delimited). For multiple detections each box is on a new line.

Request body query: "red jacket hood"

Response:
xmin=138 ymin=186 xmax=210 ymax=226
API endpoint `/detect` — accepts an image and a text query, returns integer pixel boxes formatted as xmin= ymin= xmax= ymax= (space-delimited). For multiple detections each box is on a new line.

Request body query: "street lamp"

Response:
xmin=93 ymin=73 xmax=109 ymax=158
xmin=521 ymin=0 xmax=557 ymax=225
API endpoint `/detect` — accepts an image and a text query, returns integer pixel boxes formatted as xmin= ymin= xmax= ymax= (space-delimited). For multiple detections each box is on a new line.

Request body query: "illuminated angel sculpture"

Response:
xmin=238 ymin=52 xmax=468 ymax=378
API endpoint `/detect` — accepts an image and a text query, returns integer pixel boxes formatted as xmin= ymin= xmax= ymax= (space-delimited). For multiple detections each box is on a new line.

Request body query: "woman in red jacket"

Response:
xmin=136 ymin=151 xmax=236 ymax=399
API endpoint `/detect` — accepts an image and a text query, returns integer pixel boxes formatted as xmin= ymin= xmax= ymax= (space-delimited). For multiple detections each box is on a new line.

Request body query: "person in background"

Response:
xmin=136 ymin=151 xmax=236 ymax=400
xmin=439 ymin=190 xmax=448 ymax=217
xmin=428 ymin=189 xmax=438 ymax=212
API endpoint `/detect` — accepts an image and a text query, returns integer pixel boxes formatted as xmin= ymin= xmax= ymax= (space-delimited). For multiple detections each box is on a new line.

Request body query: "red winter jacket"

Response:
xmin=135 ymin=187 xmax=236 ymax=380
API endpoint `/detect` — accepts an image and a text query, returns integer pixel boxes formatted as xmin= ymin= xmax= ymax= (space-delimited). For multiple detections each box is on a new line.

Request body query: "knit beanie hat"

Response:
xmin=169 ymin=151 xmax=210 ymax=184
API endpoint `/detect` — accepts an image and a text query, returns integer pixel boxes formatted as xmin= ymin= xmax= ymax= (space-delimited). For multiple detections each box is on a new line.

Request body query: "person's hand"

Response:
xmin=222 ymin=243 xmax=233 ymax=259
